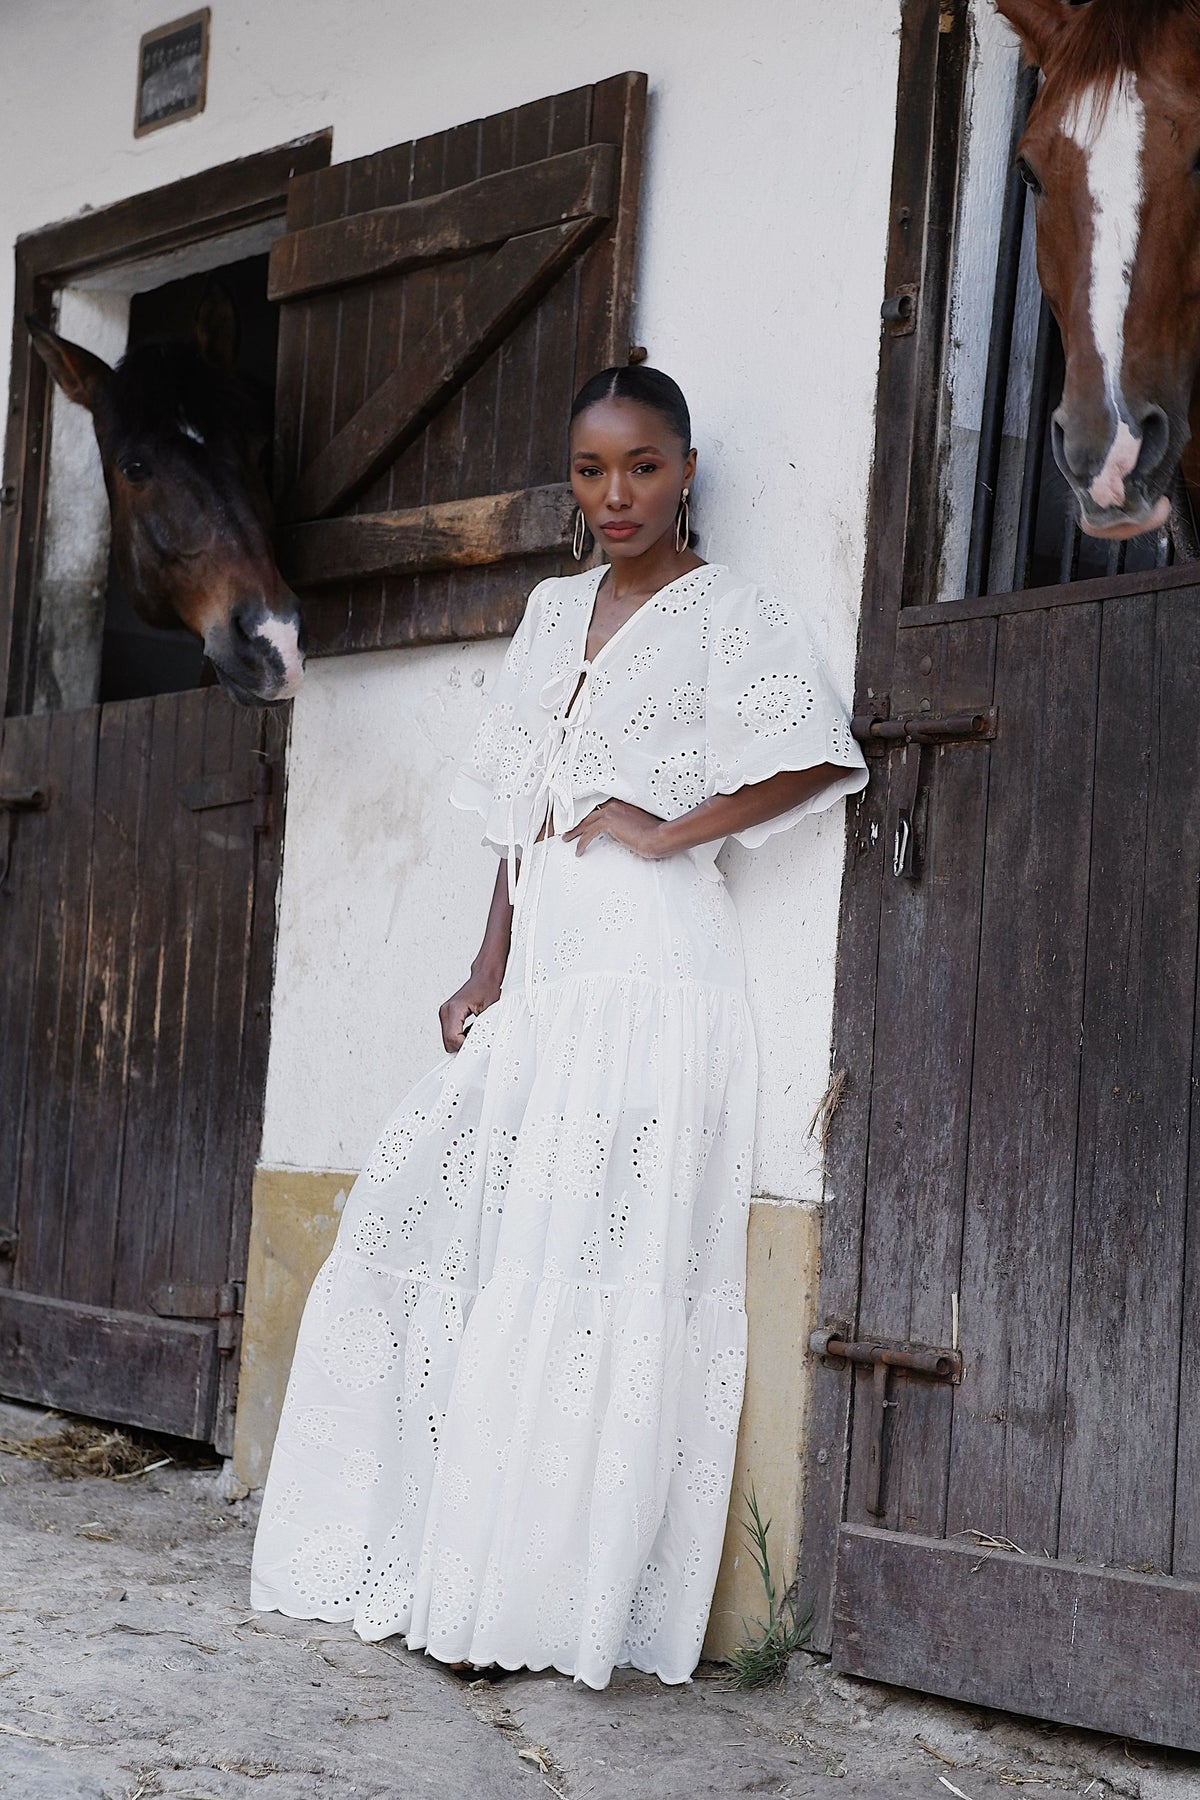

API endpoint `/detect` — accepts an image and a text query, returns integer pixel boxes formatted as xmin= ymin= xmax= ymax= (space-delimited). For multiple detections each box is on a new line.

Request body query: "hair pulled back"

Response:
xmin=568 ymin=364 xmax=692 ymax=452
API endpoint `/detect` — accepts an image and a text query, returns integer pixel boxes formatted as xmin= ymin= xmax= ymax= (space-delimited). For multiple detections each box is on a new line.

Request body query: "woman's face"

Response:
xmin=569 ymin=397 xmax=697 ymax=562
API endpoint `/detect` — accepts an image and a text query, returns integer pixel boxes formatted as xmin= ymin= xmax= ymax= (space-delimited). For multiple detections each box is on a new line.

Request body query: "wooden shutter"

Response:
xmin=269 ymin=74 xmax=646 ymax=654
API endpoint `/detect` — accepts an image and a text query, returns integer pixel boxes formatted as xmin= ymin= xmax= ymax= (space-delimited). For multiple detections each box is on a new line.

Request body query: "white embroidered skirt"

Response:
xmin=250 ymin=834 xmax=754 ymax=1688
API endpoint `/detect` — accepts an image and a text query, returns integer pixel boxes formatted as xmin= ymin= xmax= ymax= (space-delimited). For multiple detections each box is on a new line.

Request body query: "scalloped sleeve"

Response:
xmin=449 ymin=580 xmax=549 ymax=854
xmin=703 ymin=581 xmax=867 ymax=849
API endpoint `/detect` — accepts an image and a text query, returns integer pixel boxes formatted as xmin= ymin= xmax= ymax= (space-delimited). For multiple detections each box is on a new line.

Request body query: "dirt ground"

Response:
xmin=2 ymin=1400 xmax=1199 ymax=1800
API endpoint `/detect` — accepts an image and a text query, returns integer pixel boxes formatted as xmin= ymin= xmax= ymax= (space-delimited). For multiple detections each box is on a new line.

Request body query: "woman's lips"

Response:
xmin=600 ymin=522 xmax=641 ymax=539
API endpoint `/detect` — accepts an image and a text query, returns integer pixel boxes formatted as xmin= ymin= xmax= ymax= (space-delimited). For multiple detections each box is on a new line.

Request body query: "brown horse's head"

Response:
xmin=998 ymin=0 xmax=1200 ymax=539
xmin=28 ymin=295 xmax=303 ymax=704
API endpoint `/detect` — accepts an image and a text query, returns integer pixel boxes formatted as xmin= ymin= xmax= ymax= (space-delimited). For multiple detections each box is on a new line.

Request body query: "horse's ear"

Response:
xmin=194 ymin=284 xmax=239 ymax=371
xmin=26 ymin=317 xmax=112 ymax=413
xmin=994 ymin=0 xmax=1070 ymax=65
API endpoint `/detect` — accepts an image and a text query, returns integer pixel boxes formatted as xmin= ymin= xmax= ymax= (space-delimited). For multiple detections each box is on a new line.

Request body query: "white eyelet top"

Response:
xmin=450 ymin=563 xmax=867 ymax=880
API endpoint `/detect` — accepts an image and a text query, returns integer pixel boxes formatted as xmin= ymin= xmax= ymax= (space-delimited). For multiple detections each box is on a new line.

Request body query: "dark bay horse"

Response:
xmin=29 ymin=293 xmax=303 ymax=704
xmin=997 ymin=0 xmax=1200 ymax=541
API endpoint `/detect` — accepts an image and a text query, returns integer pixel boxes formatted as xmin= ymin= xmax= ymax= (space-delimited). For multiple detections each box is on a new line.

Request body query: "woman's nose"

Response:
xmin=604 ymin=475 xmax=631 ymax=509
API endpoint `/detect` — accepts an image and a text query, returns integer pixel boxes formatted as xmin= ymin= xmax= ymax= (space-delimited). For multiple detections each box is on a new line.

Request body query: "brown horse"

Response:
xmin=997 ymin=0 xmax=1200 ymax=541
xmin=28 ymin=295 xmax=303 ymax=704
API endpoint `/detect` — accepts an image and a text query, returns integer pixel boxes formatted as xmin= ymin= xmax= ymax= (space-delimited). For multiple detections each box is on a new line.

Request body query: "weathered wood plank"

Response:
xmin=834 ymin=1524 xmax=1200 ymax=1753
xmin=847 ymin=618 xmax=994 ymax=1539
xmin=268 ymin=143 xmax=617 ymax=301
xmin=1056 ymin=594 xmax=1200 ymax=1569
xmin=16 ymin=709 xmax=100 ymax=1300
xmin=0 ymin=1286 xmax=217 ymax=1440
xmin=573 ymin=73 xmax=646 ymax=387
xmin=945 ymin=604 xmax=1101 ymax=1554
xmin=0 ymin=712 xmax=54 ymax=1291
xmin=61 ymin=699 xmax=152 ymax=1308
xmin=285 ymin=218 xmax=600 ymax=523
xmin=282 ymin=483 xmax=573 ymax=586
xmin=899 ymin=562 xmax=1200 ymax=628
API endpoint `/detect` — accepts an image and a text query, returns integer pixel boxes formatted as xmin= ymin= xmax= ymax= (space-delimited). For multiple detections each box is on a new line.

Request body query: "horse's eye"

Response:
xmin=119 ymin=458 xmax=150 ymax=484
xmin=1016 ymin=157 xmax=1043 ymax=197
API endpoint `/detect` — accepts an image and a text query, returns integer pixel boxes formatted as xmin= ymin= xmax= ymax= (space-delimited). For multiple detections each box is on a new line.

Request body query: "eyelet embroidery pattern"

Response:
xmin=318 ymin=1307 xmax=401 ymax=1392
xmin=342 ymin=1448 xmax=384 ymax=1491
xmin=254 ymin=569 xmax=866 ymax=1685
xmin=288 ymin=1523 xmax=373 ymax=1612
xmin=704 ymin=1344 xmax=747 ymax=1435
xmin=364 ymin=1110 xmax=425 ymax=1184
xmin=669 ymin=680 xmax=704 ymax=725
xmin=736 ymin=672 xmax=816 ymax=738
xmin=648 ymin=748 xmax=706 ymax=813
xmin=290 ymin=1405 xmax=338 ymax=1450
xmin=350 ymin=1210 xmax=390 ymax=1256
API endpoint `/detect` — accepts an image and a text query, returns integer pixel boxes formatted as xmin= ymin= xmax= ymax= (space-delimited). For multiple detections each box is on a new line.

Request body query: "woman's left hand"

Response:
xmin=562 ymin=799 xmax=668 ymax=859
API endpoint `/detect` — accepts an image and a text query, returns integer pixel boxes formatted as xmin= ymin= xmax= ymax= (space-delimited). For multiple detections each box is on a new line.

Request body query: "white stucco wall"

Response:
xmin=0 ymin=0 xmax=902 ymax=1201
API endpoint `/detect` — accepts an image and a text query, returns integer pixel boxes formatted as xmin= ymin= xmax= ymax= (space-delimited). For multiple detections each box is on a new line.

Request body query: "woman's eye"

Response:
xmin=633 ymin=463 xmax=662 ymax=476
xmin=575 ymin=465 xmax=602 ymax=478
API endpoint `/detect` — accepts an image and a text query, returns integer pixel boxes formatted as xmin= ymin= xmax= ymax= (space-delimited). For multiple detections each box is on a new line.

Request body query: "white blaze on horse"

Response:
xmin=997 ymin=0 xmax=1200 ymax=541
xmin=28 ymin=292 xmax=304 ymax=704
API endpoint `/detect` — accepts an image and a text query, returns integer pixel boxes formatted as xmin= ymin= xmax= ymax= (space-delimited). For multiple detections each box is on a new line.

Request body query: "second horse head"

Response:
xmin=29 ymin=289 xmax=304 ymax=704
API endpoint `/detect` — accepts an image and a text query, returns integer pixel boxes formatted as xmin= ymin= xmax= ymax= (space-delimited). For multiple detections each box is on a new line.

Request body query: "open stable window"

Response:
xmin=880 ymin=0 xmax=1181 ymax=619
xmin=268 ymin=73 xmax=645 ymax=657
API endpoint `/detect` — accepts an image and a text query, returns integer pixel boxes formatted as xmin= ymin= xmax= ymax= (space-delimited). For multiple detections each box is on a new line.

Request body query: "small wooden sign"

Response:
xmin=134 ymin=9 xmax=211 ymax=137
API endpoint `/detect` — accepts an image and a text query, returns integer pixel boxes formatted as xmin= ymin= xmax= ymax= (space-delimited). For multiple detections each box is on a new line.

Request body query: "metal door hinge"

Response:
xmin=811 ymin=1326 xmax=963 ymax=1518
xmin=151 ymin=1279 xmax=244 ymax=1358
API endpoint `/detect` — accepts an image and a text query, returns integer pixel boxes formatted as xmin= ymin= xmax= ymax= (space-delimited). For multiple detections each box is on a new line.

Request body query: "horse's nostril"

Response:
xmin=231 ymin=605 xmax=256 ymax=645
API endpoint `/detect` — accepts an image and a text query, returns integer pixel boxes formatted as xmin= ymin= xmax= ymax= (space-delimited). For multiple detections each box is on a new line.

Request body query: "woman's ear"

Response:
xmin=684 ymin=447 xmax=698 ymax=486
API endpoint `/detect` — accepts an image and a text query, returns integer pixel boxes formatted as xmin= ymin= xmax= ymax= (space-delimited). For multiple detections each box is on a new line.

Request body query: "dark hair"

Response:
xmin=568 ymin=364 xmax=692 ymax=452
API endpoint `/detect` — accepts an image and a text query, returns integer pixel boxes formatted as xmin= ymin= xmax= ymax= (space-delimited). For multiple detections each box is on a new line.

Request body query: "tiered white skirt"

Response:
xmin=250 ymin=834 xmax=755 ymax=1688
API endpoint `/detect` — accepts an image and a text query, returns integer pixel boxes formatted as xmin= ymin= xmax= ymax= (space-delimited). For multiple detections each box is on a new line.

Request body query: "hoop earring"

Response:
xmin=572 ymin=507 xmax=587 ymax=561
xmin=674 ymin=488 xmax=691 ymax=554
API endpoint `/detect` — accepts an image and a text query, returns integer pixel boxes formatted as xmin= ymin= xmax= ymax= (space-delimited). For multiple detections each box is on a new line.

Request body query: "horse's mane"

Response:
xmin=1050 ymin=0 xmax=1200 ymax=92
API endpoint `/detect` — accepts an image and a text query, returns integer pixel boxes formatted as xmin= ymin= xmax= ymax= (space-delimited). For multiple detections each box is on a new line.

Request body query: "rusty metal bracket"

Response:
xmin=881 ymin=282 xmax=919 ymax=335
xmin=811 ymin=1326 xmax=963 ymax=1517
xmin=851 ymin=708 xmax=997 ymax=748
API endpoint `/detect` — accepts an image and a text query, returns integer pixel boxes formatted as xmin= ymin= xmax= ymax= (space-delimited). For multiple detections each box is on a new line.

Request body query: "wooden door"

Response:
xmin=803 ymin=0 xmax=1200 ymax=1752
xmin=0 ymin=145 xmax=327 ymax=1451
xmin=267 ymin=72 xmax=645 ymax=650
xmin=0 ymin=693 xmax=284 ymax=1449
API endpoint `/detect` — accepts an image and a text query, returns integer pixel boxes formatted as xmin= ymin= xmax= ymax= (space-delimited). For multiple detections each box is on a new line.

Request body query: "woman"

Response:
xmin=250 ymin=366 xmax=867 ymax=1687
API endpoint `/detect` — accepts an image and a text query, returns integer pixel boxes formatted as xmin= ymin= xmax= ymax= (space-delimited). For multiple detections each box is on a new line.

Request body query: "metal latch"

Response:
xmin=851 ymin=709 xmax=997 ymax=880
xmin=851 ymin=709 xmax=997 ymax=748
xmin=810 ymin=1326 xmax=963 ymax=1518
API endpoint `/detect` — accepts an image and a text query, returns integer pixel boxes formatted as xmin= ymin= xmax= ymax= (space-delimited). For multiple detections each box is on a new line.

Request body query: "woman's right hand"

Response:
xmin=439 ymin=969 xmax=503 ymax=1052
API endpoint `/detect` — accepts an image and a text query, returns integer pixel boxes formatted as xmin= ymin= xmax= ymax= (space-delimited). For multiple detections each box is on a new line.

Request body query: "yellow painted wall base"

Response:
xmin=702 ymin=1199 xmax=821 ymax=1662
xmin=232 ymin=1168 xmax=354 ymax=1491
xmin=234 ymin=1170 xmax=822 ymax=1667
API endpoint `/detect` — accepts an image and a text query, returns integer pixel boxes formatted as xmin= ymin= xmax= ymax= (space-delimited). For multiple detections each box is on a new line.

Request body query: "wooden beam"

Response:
xmin=835 ymin=1525 xmax=1200 ymax=1753
xmin=268 ymin=143 xmax=617 ymax=302
xmin=280 ymin=483 xmax=574 ymax=587
xmin=283 ymin=218 xmax=599 ymax=523
xmin=0 ymin=1287 xmax=218 ymax=1440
